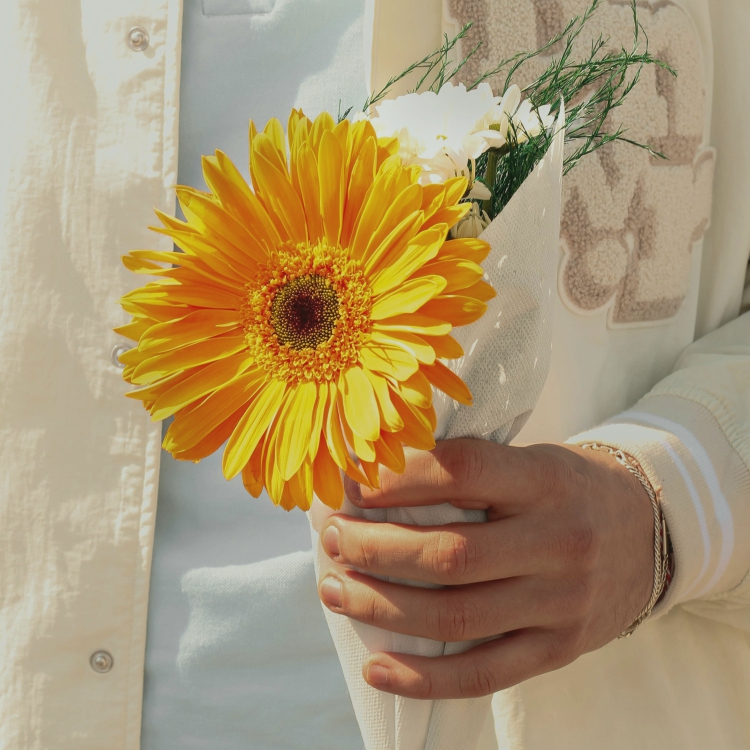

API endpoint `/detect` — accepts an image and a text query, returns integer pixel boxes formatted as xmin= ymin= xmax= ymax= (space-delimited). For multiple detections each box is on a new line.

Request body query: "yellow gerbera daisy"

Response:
xmin=117 ymin=110 xmax=494 ymax=511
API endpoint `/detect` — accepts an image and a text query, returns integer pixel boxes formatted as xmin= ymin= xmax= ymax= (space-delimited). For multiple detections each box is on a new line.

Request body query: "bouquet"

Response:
xmin=116 ymin=2 xmax=670 ymax=748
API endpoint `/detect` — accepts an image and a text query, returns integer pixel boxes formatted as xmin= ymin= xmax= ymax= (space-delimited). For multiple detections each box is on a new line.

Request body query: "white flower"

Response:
xmin=364 ymin=82 xmax=555 ymax=198
xmin=368 ymin=82 xmax=505 ymax=188
xmin=450 ymin=202 xmax=492 ymax=239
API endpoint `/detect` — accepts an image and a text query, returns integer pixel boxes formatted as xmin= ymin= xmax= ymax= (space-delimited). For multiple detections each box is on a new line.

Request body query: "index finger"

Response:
xmin=348 ymin=439 xmax=563 ymax=512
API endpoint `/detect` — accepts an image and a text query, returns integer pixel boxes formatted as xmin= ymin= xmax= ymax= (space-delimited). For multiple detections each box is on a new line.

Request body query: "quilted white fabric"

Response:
xmin=311 ymin=109 xmax=565 ymax=750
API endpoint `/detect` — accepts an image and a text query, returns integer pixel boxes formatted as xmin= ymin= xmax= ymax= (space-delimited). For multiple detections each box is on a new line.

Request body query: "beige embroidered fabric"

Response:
xmin=448 ymin=0 xmax=715 ymax=326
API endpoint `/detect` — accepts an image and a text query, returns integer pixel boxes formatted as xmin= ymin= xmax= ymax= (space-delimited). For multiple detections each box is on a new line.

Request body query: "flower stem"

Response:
xmin=483 ymin=150 xmax=499 ymax=217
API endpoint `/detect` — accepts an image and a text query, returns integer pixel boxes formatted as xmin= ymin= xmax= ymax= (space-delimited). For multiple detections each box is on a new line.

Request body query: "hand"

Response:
xmin=316 ymin=439 xmax=654 ymax=700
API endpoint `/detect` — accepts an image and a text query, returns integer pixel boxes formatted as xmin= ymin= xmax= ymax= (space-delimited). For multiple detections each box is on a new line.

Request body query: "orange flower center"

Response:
xmin=243 ymin=241 xmax=372 ymax=384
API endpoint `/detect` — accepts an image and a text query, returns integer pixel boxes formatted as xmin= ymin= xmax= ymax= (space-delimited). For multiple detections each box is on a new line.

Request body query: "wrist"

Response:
xmin=582 ymin=443 xmax=672 ymax=637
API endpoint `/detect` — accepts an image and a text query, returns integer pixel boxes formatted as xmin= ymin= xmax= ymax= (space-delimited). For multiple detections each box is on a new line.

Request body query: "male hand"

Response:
xmin=316 ymin=439 xmax=654 ymax=699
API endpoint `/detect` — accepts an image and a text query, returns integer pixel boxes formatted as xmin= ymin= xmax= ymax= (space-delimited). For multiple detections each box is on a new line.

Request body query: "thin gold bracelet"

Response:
xmin=581 ymin=443 xmax=672 ymax=638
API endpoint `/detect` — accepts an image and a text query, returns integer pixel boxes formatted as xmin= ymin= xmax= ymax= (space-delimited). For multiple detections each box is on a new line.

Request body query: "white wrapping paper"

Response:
xmin=311 ymin=108 xmax=565 ymax=750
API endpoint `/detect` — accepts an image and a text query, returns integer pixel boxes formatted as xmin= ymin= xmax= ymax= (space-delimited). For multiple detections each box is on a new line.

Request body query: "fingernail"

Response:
xmin=319 ymin=576 xmax=343 ymax=608
xmin=366 ymin=663 xmax=390 ymax=687
xmin=322 ymin=525 xmax=340 ymax=557
xmin=344 ymin=475 xmax=364 ymax=505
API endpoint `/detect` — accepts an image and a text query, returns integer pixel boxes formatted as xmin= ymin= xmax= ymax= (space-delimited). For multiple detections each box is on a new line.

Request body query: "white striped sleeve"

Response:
xmin=568 ymin=313 xmax=750 ymax=629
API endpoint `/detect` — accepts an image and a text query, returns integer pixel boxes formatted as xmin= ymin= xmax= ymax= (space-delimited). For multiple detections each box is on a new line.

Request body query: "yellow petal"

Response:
xmin=214 ymin=149 xmax=281 ymax=248
xmin=360 ymin=183 xmax=423 ymax=265
xmin=114 ymin=318 xmax=154 ymax=341
xmin=412 ymin=259 xmax=484 ymax=294
xmin=250 ymin=149 xmax=307 ymax=243
xmin=150 ymin=352 xmax=256 ymax=421
xmin=399 ymin=369 xmax=433 ymax=408
xmin=312 ymin=438 xmax=344 ymax=510
xmin=124 ymin=283 xmax=241 ymax=311
xmin=436 ymin=237 xmax=492 ymax=264
xmin=339 ymin=400 xmax=377 ymax=463
xmin=389 ymin=387 xmax=436 ymax=451
xmin=422 ymin=360 xmax=473 ymax=405
xmin=442 ymin=176 xmax=469 ymax=206
xmin=360 ymin=341 xmax=419 ymax=381
xmin=223 ymin=378 xmax=287 ymax=480
xmin=373 ymin=314 xmax=451 ymax=337
xmin=419 ymin=295 xmax=487 ymax=326
xmin=263 ymin=118 xmax=287 ymax=169
xmin=308 ymin=383 xmax=328 ymax=459
xmin=139 ymin=309 xmax=241 ymax=354
xmin=363 ymin=369 xmax=404 ymax=432
xmin=420 ymin=333 xmax=464 ymax=359
xmin=341 ymin=366 xmax=380 ymax=442
xmin=170 ymin=403 xmax=248 ymax=463
xmin=121 ymin=255 xmax=164 ymax=273
xmin=131 ymin=333 xmax=248 ymax=384
xmin=376 ymin=430 xmax=406 ymax=473
xmin=423 ymin=203 xmax=470 ymax=232
xmin=371 ymin=276 xmax=446 ymax=320
xmin=461 ymin=279 xmax=497 ymax=302
xmin=288 ymin=458 xmax=313 ymax=511
xmin=164 ymin=368 xmax=267 ymax=451
xmin=369 ymin=225 xmax=448 ymax=296
xmin=341 ymin=136 xmax=376 ymax=246
xmin=371 ymin=330 xmax=435 ymax=365
xmin=350 ymin=165 xmax=409 ymax=260
xmin=130 ymin=247 xmax=243 ymax=292
xmin=362 ymin=211 xmax=424 ymax=280
xmin=359 ymin=459 xmax=381 ymax=489
xmin=294 ymin=142 xmax=324 ymax=241
xmin=275 ymin=380 xmax=317 ymax=481
xmin=151 ymin=215 xmax=251 ymax=285
xmin=324 ymin=382 xmax=348 ymax=470
xmin=242 ymin=433 xmax=266 ymax=498
xmin=421 ymin=183 xmax=445 ymax=221
xmin=310 ymin=111 xmax=336 ymax=153
xmin=126 ymin=369 xmax=195 ymax=406
xmin=176 ymin=187 xmax=264 ymax=270
xmin=318 ymin=130 xmax=344 ymax=246
xmin=262 ymin=420 xmax=286 ymax=506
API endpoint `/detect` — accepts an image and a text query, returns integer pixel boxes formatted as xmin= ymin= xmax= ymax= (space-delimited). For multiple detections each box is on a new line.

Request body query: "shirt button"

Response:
xmin=127 ymin=26 xmax=150 ymax=52
xmin=111 ymin=342 xmax=132 ymax=368
xmin=90 ymin=650 xmax=114 ymax=673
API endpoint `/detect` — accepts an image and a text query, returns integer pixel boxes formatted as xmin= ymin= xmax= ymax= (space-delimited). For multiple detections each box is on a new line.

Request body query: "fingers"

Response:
xmin=361 ymin=629 xmax=578 ymax=699
xmin=319 ymin=571 xmax=563 ymax=642
xmin=348 ymin=439 xmax=574 ymax=512
xmin=321 ymin=515 xmax=547 ymax=584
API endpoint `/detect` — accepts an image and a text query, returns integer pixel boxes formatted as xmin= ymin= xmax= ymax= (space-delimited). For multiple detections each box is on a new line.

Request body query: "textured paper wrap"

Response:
xmin=311 ymin=109 xmax=564 ymax=750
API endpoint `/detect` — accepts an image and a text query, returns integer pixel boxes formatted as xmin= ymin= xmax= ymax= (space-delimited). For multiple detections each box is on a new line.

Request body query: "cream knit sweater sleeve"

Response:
xmin=569 ymin=312 xmax=750 ymax=631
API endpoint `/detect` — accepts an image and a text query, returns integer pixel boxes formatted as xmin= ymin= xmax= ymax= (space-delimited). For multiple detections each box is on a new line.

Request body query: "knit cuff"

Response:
xmin=568 ymin=394 xmax=750 ymax=618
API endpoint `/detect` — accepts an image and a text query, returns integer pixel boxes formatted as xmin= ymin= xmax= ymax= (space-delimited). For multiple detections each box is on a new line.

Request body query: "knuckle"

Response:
xmin=548 ymin=515 xmax=601 ymax=571
xmin=439 ymin=440 xmax=485 ymax=494
xmin=413 ymin=670 xmax=435 ymax=700
xmin=458 ymin=661 xmax=497 ymax=698
xmin=431 ymin=531 xmax=478 ymax=582
xmin=540 ymin=631 xmax=578 ymax=671
xmin=534 ymin=451 xmax=573 ymax=499
xmin=566 ymin=518 xmax=600 ymax=570
xmin=356 ymin=533 xmax=380 ymax=570
xmin=359 ymin=587 xmax=385 ymax=625
xmin=434 ymin=594 xmax=478 ymax=642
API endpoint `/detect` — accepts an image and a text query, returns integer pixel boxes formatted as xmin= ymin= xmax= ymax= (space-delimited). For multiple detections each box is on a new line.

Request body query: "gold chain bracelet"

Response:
xmin=581 ymin=443 xmax=672 ymax=638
